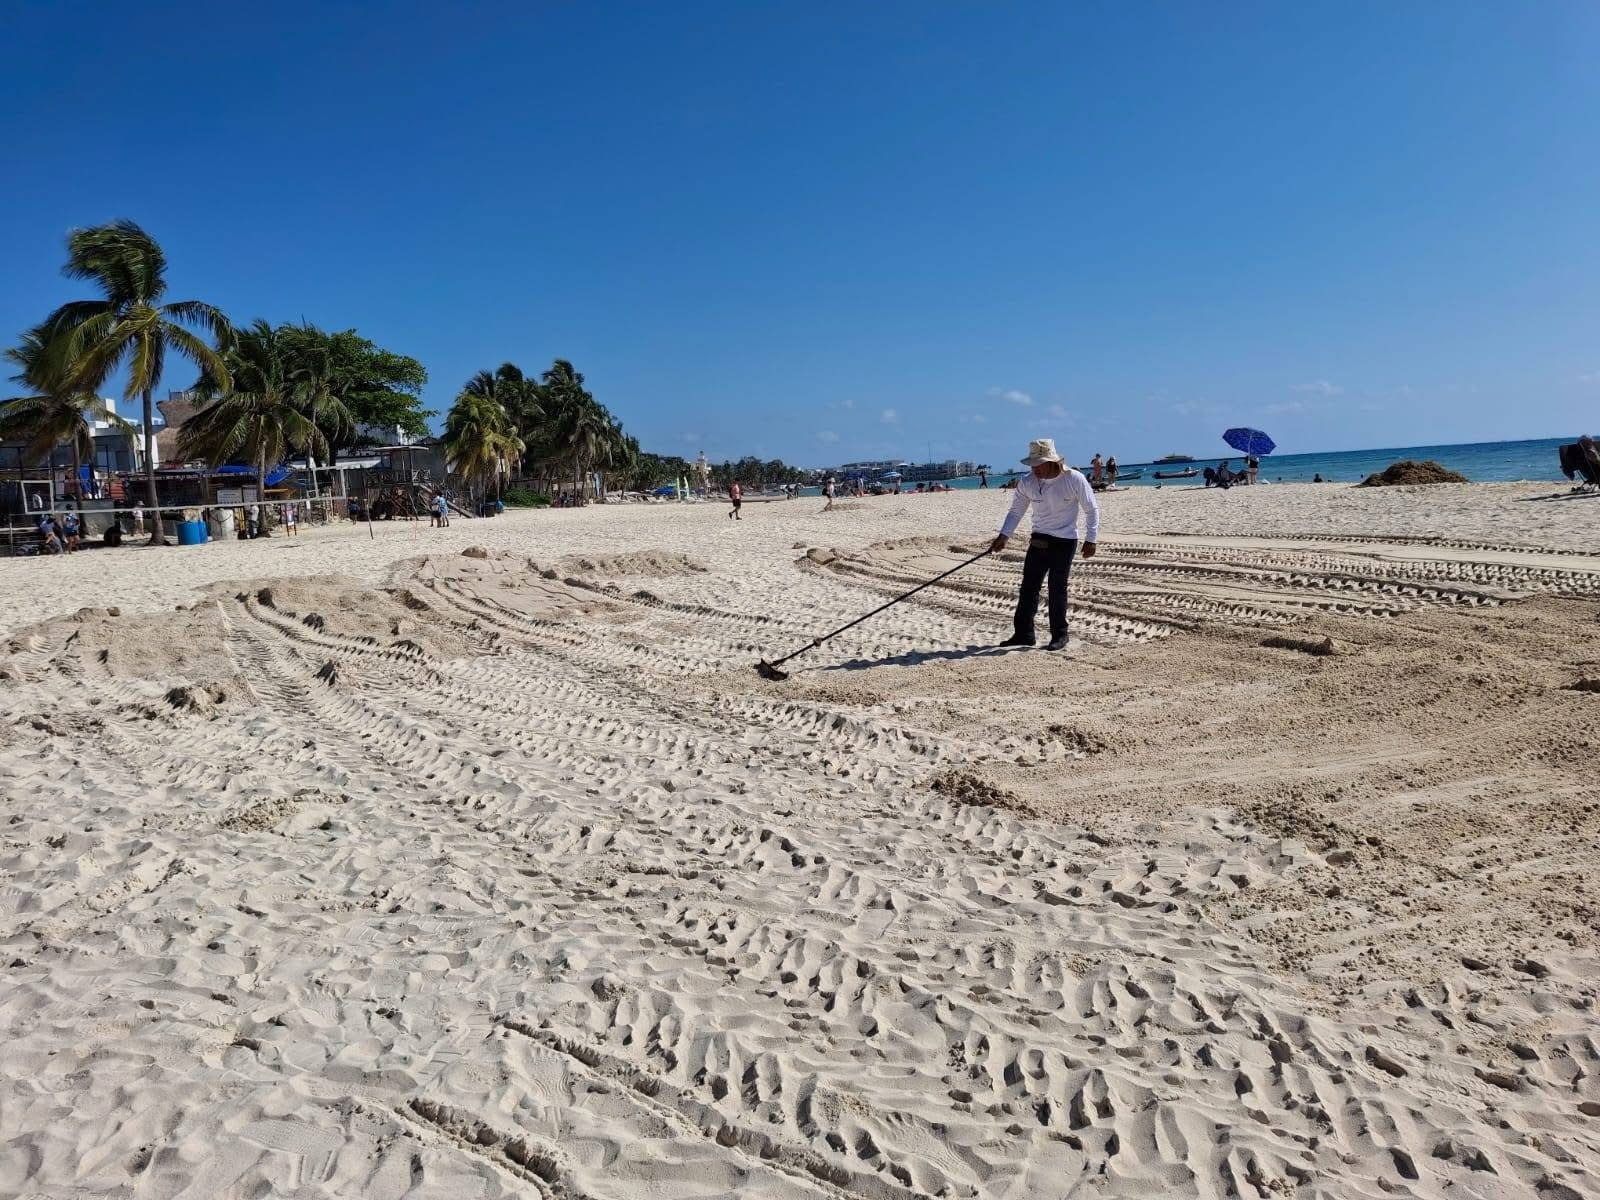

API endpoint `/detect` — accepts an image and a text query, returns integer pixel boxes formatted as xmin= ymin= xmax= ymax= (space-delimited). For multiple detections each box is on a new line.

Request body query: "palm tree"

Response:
xmin=461 ymin=363 xmax=542 ymax=443
xmin=441 ymin=390 xmax=524 ymax=503
xmin=179 ymin=320 xmax=353 ymax=496
xmin=611 ymin=433 xmax=642 ymax=493
xmin=1 ymin=326 xmax=134 ymax=504
xmin=42 ymin=221 xmax=230 ymax=544
xmin=536 ymin=360 xmax=619 ymax=501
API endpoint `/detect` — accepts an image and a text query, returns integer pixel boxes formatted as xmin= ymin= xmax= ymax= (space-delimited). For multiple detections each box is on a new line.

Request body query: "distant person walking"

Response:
xmin=822 ymin=477 xmax=837 ymax=511
xmin=1246 ymin=455 xmax=1260 ymax=485
xmin=979 ymin=468 xmax=989 ymax=488
xmin=989 ymin=438 xmax=1100 ymax=652
xmin=284 ymin=501 xmax=298 ymax=536
xmin=1106 ymin=456 xmax=1119 ymax=487
xmin=132 ymin=500 xmax=145 ymax=538
xmin=727 ymin=480 xmax=743 ymax=520
xmin=1089 ymin=454 xmax=1104 ymax=486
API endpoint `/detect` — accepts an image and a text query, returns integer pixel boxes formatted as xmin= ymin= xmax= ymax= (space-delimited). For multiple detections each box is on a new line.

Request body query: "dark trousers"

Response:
xmin=1014 ymin=534 xmax=1077 ymax=641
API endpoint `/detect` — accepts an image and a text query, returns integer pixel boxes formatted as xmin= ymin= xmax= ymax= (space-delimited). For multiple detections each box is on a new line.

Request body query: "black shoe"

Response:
xmin=998 ymin=633 xmax=1035 ymax=648
xmin=1046 ymin=634 xmax=1069 ymax=652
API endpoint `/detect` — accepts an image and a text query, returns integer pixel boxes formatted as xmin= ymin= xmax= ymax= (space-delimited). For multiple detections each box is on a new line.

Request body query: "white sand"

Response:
xmin=3 ymin=482 xmax=1596 ymax=638
xmin=2 ymin=482 xmax=1598 ymax=1198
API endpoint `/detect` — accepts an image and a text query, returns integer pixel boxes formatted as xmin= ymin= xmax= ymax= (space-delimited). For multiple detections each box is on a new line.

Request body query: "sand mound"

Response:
xmin=1261 ymin=633 xmax=1340 ymax=655
xmin=930 ymin=768 xmax=1024 ymax=810
xmin=559 ymin=550 xmax=708 ymax=577
xmin=1358 ymin=458 xmax=1469 ymax=486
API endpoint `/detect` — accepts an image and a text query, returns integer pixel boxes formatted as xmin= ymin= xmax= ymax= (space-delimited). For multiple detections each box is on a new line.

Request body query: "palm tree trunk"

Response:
xmin=142 ymin=386 xmax=165 ymax=545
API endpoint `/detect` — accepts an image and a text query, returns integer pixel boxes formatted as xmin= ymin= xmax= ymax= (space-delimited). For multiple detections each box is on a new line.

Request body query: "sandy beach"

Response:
xmin=3 ymin=482 xmax=1599 ymax=1198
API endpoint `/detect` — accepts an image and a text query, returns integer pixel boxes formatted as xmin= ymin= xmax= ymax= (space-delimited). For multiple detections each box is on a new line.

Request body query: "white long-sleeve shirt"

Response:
xmin=999 ymin=469 xmax=1100 ymax=542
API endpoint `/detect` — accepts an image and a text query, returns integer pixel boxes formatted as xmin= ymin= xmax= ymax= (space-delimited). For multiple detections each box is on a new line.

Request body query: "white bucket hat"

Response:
xmin=1021 ymin=437 xmax=1064 ymax=466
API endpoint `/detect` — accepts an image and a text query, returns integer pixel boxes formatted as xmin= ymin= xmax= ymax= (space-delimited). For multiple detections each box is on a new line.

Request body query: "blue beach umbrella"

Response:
xmin=1222 ymin=427 xmax=1276 ymax=457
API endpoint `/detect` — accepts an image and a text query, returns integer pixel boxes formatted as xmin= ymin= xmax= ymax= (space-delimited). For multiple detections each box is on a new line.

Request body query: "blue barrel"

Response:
xmin=176 ymin=520 xmax=209 ymax=546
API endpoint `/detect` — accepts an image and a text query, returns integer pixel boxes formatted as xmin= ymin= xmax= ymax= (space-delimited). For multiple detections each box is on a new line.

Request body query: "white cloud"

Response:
xmin=986 ymin=387 xmax=1034 ymax=406
xmin=880 ymin=408 xmax=899 ymax=425
xmin=1291 ymin=380 xmax=1343 ymax=396
xmin=815 ymin=430 xmax=840 ymax=445
xmin=1579 ymin=371 xmax=1600 ymax=384
xmin=1046 ymin=403 xmax=1067 ymax=418
xmin=843 ymin=398 xmax=856 ymax=409
xmin=1263 ymin=399 xmax=1308 ymax=415
xmin=679 ymin=432 xmax=701 ymax=444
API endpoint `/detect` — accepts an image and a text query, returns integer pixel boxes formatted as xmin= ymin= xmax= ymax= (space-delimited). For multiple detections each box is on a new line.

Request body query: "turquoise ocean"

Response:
xmin=807 ymin=437 xmax=1576 ymax=492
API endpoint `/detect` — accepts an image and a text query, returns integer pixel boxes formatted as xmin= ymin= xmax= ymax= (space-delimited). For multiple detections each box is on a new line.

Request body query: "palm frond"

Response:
xmin=163 ymin=299 xmax=233 ymax=343
xmin=65 ymin=312 xmax=134 ymax=393
xmin=161 ymin=321 xmax=229 ymax=391
xmin=63 ymin=221 xmax=166 ymax=305
xmin=126 ymin=329 xmax=164 ymax=400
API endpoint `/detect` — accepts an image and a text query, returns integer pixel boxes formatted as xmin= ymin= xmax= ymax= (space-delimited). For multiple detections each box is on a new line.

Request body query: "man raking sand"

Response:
xmin=990 ymin=437 xmax=1099 ymax=651
xmin=754 ymin=436 xmax=1099 ymax=676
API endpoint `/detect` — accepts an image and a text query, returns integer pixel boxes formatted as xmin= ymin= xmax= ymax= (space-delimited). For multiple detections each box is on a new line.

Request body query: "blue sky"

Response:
xmin=3 ymin=2 xmax=1598 ymax=467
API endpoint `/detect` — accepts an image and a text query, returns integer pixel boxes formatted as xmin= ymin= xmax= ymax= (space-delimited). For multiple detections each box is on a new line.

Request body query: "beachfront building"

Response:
xmin=900 ymin=459 xmax=975 ymax=483
xmin=0 ymin=394 xmax=148 ymax=516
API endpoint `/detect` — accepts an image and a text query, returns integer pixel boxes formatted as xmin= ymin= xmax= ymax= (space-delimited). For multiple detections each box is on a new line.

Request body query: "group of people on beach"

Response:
xmin=1203 ymin=457 xmax=1259 ymax=488
xmin=1088 ymin=454 xmax=1120 ymax=488
xmin=32 ymin=510 xmax=82 ymax=554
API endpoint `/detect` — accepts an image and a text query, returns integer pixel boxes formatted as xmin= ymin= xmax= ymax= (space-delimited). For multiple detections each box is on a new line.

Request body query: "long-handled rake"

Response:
xmin=755 ymin=546 xmax=993 ymax=681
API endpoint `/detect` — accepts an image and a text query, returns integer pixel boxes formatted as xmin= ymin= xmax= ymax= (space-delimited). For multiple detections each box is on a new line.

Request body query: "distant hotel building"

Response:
xmin=817 ymin=458 xmax=978 ymax=483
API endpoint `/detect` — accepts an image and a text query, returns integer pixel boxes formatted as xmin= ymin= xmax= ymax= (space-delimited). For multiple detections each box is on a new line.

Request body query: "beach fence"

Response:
xmin=1 ymin=497 xmax=358 ymax=556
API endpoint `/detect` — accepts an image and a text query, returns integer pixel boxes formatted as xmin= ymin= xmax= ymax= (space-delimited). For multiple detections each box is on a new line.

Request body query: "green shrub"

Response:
xmin=503 ymin=488 xmax=550 ymax=508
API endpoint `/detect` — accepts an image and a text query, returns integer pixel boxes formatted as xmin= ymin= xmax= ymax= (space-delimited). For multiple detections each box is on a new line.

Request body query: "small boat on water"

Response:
xmin=1153 ymin=468 xmax=1200 ymax=479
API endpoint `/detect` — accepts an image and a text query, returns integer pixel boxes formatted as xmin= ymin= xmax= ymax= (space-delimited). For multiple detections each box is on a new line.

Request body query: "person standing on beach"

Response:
xmin=284 ymin=501 xmax=298 ymax=536
xmin=1089 ymin=454 xmax=1104 ymax=486
xmin=822 ymin=477 xmax=836 ymax=511
xmin=727 ymin=480 xmax=743 ymax=520
xmin=989 ymin=438 xmax=1099 ymax=652
xmin=979 ymin=468 xmax=989 ymax=488
xmin=132 ymin=500 xmax=145 ymax=538
xmin=1106 ymin=456 xmax=1119 ymax=487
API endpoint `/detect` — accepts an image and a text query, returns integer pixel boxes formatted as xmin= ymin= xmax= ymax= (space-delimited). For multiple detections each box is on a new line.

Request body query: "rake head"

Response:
xmin=754 ymin=659 xmax=789 ymax=682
